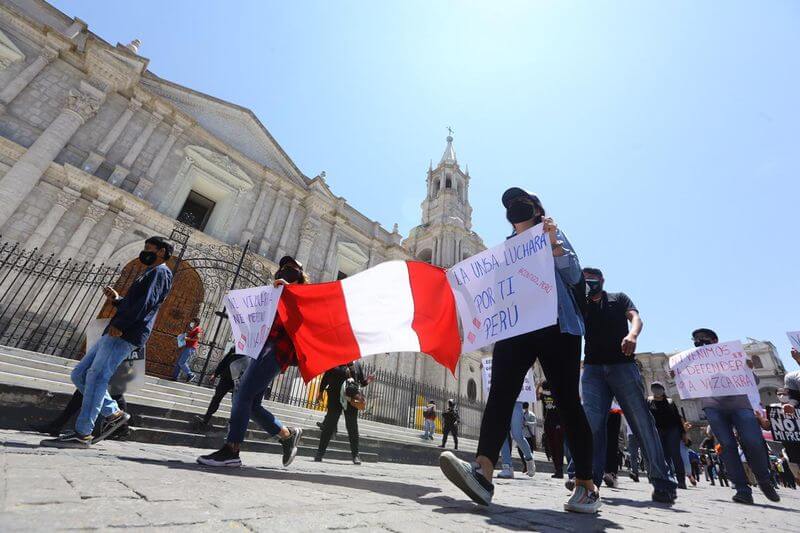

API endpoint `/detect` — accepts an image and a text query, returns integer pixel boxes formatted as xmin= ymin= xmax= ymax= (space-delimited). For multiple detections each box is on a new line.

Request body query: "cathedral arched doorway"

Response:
xmin=97 ymin=257 xmax=204 ymax=379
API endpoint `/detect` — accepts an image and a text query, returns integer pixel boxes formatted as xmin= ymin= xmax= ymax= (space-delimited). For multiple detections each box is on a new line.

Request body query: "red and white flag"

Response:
xmin=278 ymin=261 xmax=461 ymax=381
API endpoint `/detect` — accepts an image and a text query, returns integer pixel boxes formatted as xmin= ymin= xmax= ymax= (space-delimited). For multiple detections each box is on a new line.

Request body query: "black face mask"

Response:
xmin=139 ymin=250 xmax=157 ymax=266
xmin=276 ymin=266 xmax=301 ymax=283
xmin=586 ymin=279 xmax=603 ymax=297
xmin=693 ymin=338 xmax=715 ymax=347
xmin=506 ymin=202 xmax=540 ymax=225
xmin=651 ymin=387 xmax=665 ymax=397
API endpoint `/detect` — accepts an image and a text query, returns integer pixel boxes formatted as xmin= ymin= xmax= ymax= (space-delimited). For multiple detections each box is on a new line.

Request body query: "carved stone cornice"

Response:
xmin=184 ymin=145 xmax=254 ymax=192
xmin=55 ymin=187 xmax=81 ymax=210
xmin=84 ymin=38 xmax=146 ymax=94
xmin=112 ymin=211 xmax=135 ymax=232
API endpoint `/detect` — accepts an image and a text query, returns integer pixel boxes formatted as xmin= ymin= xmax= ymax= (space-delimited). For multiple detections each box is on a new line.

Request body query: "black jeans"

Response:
xmin=605 ymin=411 xmax=622 ymax=475
xmin=477 ymin=325 xmax=592 ymax=480
xmin=317 ymin=395 xmax=360 ymax=457
xmin=658 ymin=426 xmax=685 ymax=482
xmin=203 ymin=377 xmax=234 ymax=422
xmin=442 ymin=424 xmax=459 ymax=449
xmin=545 ymin=423 xmax=565 ymax=475
xmin=50 ymin=389 xmax=126 ymax=430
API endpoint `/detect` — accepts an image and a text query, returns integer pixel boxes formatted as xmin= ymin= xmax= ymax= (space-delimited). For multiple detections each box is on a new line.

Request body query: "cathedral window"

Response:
xmin=467 ymin=378 xmax=477 ymax=402
xmin=445 ymin=176 xmax=452 ymax=188
xmin=177 ymin=190 xmax=215 ymax=231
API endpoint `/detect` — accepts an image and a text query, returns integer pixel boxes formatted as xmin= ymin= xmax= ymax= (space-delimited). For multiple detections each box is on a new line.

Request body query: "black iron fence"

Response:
xmin=0 ymin=238 xmax=486 ymax=439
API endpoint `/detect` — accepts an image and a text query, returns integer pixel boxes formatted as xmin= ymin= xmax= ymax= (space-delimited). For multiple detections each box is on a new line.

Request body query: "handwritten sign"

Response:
xmin=224 ymin=285 xmax=283 ymax=359
xmin=769 ymin=405 xmax=800 ymax=443
xmin=669 ymin=340 xmax=759 ymax=402
xmin=787 ymin=331 xmax=800 ymax=352
xmin=448 ymin=223 xmax=557 ymax=352
xmin=481 ymin=357 xmax=536 ymax=403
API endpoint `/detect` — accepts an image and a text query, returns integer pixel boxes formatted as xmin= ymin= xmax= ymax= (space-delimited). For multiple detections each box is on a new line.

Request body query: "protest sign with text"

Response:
xmin=447 ymin=223 xmax=557 ymax=352
xmin=481 ymin=357 xmax=536 ymax=404
xmin=768 ymin=405 xmax=800 ymax=443
xmin=787 ymin=331 xmax=800 ymax=352
xmin=669 ymin=340 xmax=759 ymax=403
xmin=224 ymin=285 xmax=283 ymax=359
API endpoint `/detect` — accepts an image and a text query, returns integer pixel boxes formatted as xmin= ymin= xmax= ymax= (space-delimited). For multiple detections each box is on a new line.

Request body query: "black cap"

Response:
xmin=501 ymin=187 xmax=538 ymax=208
xmin=278 ymin=255 xmax=303 ymax=270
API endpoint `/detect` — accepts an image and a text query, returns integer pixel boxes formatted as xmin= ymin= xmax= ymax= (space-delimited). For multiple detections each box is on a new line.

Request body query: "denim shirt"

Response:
xmin=551 ymin=229 xmax=585 ymax=336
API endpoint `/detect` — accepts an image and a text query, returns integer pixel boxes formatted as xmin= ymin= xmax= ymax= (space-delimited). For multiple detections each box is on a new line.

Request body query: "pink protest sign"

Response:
xmin=668 ymin=340 xmax=758 ymax=401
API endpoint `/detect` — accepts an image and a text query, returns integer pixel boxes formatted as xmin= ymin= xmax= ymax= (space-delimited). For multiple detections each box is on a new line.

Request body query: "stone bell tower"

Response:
xmin=405 ymin=130 xmax=482 ymax=268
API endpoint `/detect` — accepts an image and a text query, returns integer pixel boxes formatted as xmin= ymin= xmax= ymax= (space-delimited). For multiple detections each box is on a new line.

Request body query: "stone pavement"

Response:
xmin=1 ymin=430 xmax=797 ymax=532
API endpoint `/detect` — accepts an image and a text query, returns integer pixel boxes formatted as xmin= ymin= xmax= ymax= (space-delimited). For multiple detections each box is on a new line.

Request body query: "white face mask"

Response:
xmin=778 ymin=394 xmax=789 ymax=403
xmin=189 ymin=322 xmax=196 ymax=328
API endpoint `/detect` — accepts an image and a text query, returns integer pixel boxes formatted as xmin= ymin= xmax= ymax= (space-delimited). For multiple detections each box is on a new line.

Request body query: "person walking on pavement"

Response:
xmin=497 ymin=401 xmax=536 ymax=479
xmin=439 ymin=399 xmax=460 ymax=450
xmin=194 ymin=346 xmax=244 ymax=429
xmin=647 ymin=381 xmax=687 ymax=491
xmin=690 ymin=328 xmax=779 ymax=504
xmin=580 ymin=267 xmax=678 ymax=503
xmin=422 ymin=400 xmax=437 ymax=440
xmin=197 ymin=256 xmax=306 ymax=468
xmin=42 ymin=237 xmax=174 ymax=448
xmin=517 ymin=402 xmax=538 ymax=474
xmin=314 ymin=360 xmax=374 ymax=464
xmin=439 ymin=188 xmax=599 ymax=514
xmin=539 ymin=381 xmax=566 ymax=478
xmin=174 ymin=317 xmax=203 ymax=382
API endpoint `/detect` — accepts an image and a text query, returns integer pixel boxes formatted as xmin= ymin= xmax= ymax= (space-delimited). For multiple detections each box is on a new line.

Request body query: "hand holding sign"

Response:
xmin=447 ymin=223 xmax=557 ymax=352
xmin=223 ymin=285 xmax=283 ymax=359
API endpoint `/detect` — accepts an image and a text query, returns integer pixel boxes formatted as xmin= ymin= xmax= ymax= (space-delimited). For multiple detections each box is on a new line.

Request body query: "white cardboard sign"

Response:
xmin=787 ymin=331 xmax=800 ymax=352
xmin=224 ymin=285 xmax=283 ymax=359
xmin=448 ymin=223 xmax=557 ymax=352
xmin=481 ymin=357 xmax=536 ymax=404
xmin=669 ymin=340 xmax=759 ymax=404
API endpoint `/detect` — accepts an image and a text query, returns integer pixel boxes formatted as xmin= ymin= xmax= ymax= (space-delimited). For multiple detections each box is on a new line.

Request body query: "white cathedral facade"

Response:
xmin=0 ymin=0 xmax=486 ymax=401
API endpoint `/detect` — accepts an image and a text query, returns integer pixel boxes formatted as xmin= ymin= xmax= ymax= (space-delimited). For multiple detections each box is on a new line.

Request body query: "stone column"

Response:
xmin=59 ymin=200 xmax=107 ymax=260
xmin=95 ymin=211 xmax=134 ymax=263
xmin=274 ymin=197 xmax=300 ymax=261
xmin=136 ymin=123 xmax=182 ymax=199
xmin=82 ymin=98 xmax=142 ymax=175
xmin=294 ymin=216 xmax=318 ymax=267
xmin=0 ymin=81 xmax=104 ymax=228
xmin=258 ymin=188 xmax=285 ymax=255
xmin=240 ymin=180 xmax=271 ymax=245
xmin=109 ymin=110 xmax=163 ymax=186
xmin=368 ymin=241 xmax=381 ymax=268
xmin=24 ymin=187 xmax=81 ymax=250
xmin=322 ymin=221 xmax=339 ymax=280
xmin=0 ymin=47 xmax=58 ymax=112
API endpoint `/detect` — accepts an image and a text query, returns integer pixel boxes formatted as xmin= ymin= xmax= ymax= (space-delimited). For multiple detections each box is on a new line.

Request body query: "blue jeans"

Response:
xmin=581 ymin=362 xmax=677 ymax=491
xmin=628 ymin=432 xmax=642 ymax=475
xmin=71 ymin=334 xmax=135 ymax=436
xmin=227 ymin=342 xmax=283 ymax=443
xmin=174 ymin=346 xmax=196 ymax=379
xmin=703 ymin=406 xmax=771 ymax=496
xmin=423 ymin=419 xmax=435 ymax=438
xmin=500 ymin=402 xmax=533 ymax=464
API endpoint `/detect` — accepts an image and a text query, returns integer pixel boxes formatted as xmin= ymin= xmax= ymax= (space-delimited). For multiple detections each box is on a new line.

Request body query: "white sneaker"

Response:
xmin=439 ymin=451 xmax=494 ymax=506
xmin=564 ymin=485 xmax=602 ymax=514
xmin=497 ymin=464 xmax=514 ymax=479
xmin=525 ymin=458 xmax=536 ymax=477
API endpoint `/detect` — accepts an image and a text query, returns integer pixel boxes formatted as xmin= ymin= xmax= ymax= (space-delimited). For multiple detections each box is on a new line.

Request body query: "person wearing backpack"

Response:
xmin=422 ymin=400 xmax=437 ymax=440
xmin=314 ymin=360 xmax=374 ymax=464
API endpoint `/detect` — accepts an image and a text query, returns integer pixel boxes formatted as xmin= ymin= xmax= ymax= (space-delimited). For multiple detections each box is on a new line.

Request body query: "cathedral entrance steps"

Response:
xmin=0 ymin=345 xmax=568 ymax=469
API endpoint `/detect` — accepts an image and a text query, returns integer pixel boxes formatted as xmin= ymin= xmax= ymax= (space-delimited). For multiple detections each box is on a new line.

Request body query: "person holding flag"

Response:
xmin=438 ymin=188 xmax=599 ymax=514
xmin=196 ymin=256 xmax=307 ymax=468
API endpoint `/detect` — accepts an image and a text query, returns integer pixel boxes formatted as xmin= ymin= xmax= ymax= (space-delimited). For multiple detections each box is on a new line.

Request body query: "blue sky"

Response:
xmin=50 ymin=1 xmax=799 ymax=370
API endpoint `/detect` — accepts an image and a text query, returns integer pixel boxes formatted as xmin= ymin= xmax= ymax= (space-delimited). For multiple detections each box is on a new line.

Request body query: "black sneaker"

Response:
xmin=677 ymin=479 xmax=688 ymax=490
xmin=193 ymin=415 xmax=212 ymax=431
xmin=758 ymin=481 xmax=780 ymax=502
xmin=93 ymin=411 xmax=131 ymax=444
xmin=280 ymin=428 xmax=303 ymax=467
xmin=551 ymin=473 xmax=564 ymax=479
xmin=732 ymin=491 xmax=754 ymax=504
xmin=314 ymin=455 xmax=323 ymax=462
xmin=629 ymin=472 xmax=640 ymax=483
xmin=439 ymin=451 xmax=494 ymax=506
xmin=197 ymin=445 xmax=242 ymax=467
xmin=40 ymin=431 xmax=92 ymax=449
xmin=353 ymin=455 xmax=362 ymax=465
xmin=652 ymin=489 xmax=675 ymax=503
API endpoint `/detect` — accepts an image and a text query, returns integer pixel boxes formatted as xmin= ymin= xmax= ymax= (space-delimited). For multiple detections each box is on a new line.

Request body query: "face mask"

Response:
xmin=778 ymin=394 xmax=789 ymax=403
xmin=276 ymin=266 xmax=301 ymax=283
xmin=586 ymin=279 xmax=603 ymax=297
xmin=694 ymin=338 xmax=715 ymax=347
xmin=139 ymin=250 xmax=157 ymax=266
xmin=189 ymin=322 xmax=196 ymax=328
xmin=506 ymin=202 xmax=537 ymax=224
xmin=652 ymin=388 xmax=665 ymax=397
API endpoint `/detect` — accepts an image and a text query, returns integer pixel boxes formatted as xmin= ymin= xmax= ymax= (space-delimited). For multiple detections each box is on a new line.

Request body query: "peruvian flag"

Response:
xmin=277 ymin=261 xmax=461 ymax=382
